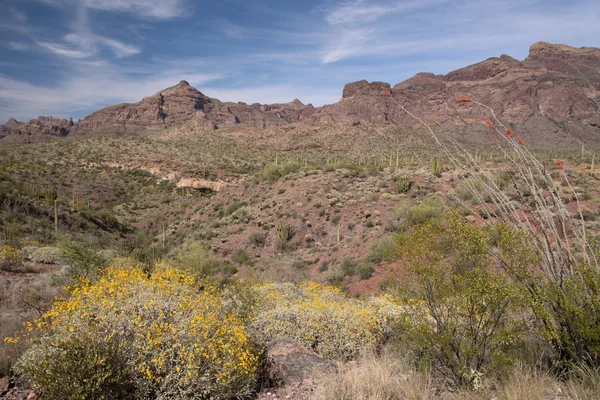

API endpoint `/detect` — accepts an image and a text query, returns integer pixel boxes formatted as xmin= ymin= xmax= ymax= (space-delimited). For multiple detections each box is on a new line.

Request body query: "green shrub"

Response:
xmin=395 ymin=197 xmax=444 ymax=229
xmin=174 ymin=242 xmax=224 ymax=277
xmin=391 ymin=212 xmax=525 ymax=388
xmin=233 ymin=249 xmax=251 ymax=265
xmin=258 ymin=162 xmax=301 ymax=183
xmin=396 ymin=176 xmax=413 ymax=194
xmin=275 ymin=220 xmax=295 ymax=252
xmin=248 ymin=232 xmax=265 ymax=247
xmin=497 ymin=225 xmax=600 ymax=370
xmin=368 ymin=235 xmax=401 ymax=263
xmin=58 ymin=242 xmax=107 ymax=284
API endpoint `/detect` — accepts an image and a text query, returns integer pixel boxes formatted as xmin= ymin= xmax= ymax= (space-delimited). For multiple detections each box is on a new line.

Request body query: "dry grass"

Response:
xmin=566 ymin=364 xmax=600 ymax=400
xmin=498 ymin=364 xmax=558 ymax=400
xmin=321 ymin=350 xmax=431 ymax=400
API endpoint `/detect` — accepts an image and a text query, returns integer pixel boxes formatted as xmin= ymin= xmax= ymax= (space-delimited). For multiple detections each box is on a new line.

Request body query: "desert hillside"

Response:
xmin=2 ymin=41 xmax=600 ymax=400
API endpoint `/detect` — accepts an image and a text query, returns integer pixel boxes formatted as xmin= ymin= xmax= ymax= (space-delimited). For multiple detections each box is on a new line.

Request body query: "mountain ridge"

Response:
xmin=2 ymin=41 xmax=599 ymax=144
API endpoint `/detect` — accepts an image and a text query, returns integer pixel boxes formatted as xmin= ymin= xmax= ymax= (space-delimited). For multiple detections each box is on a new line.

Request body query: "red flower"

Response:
xmin=380 ymin=86 xmax=392 ymax=97
xmin=492 ymin=138 xmax=498 ymax=143
xmin=506 ymin=128 xmax=514 ymax=138
xmin=556 ymin=159 xmax=564 ymax=169
xmin=485 ymin=119 xmax=495 ymax=129
xmin=456 ymin=97 xmax=471 ymax=103
xmin=518 ymin=137 xmax=525 ymax=146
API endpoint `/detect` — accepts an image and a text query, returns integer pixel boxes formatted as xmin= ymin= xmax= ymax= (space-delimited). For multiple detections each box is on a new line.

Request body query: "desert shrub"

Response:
xmin=401 ymin=264 xmax=524 ymax=388
xmin=368 ymin=235 xmax=401 ymax=263
xmin=0 ymin=245 xmax=24 ymax=271
xmin=58 ymin=242 xmax=107 ymax=285
xmin=249 ymin=282 xmax=404 ymax=360
xmin=247 ymin=232 xmax=265 ymax=247
xmin=258 ymin=162 xmax=301 ymax=183
xmin=233 ymin=249 xmax=251 ymax=265
xmin=22 ymin=246 xmax=64 ymax=264
xmin=12 ymin=266 xmax=259 ymax=400
xmin=224 ymin=201 xmax=246 ymax=217
xmin=395 ymin=176 xmax=413 ymax=194
xmin=497 ymin=225 xmax=600 ymax=370
xmin=174 ymin=242 xmax=224 ymax=278
xmin=392 ymin=213 xmax=525 ymax=388
xmin=394 ymin=197 xmax=444 ymax=229
xmin=275 ymin=220 xmax=295 ymax=252
xmin=356 ymin=263 xmax=375 ymax=280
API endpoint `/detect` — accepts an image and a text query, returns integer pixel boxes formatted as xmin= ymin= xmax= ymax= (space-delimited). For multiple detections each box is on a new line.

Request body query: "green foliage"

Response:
xmin=388 ymin=212 xmax=525 ymax=388
xmin=368 ymin=235 xmax=401 ymax=264
xmin=402 ymin=265 xmax=523 ymax=388
xmin=394 ymin=197 xmax=444 ymax=230
xmin=497 ymin=225 xmax=600 ymax=370
xmin=275 ymin=220 xmax=295 ymax=252
xmin=224 ymin=201 xmax=247 ymax=217
xmin=395 ymin=175 xmax=413 ymax=194
xmin=233 ymin=249 xmax=251 ymax=265
xmin=258 ymin=162 xmax=301 ymax=183
xmin=174 ymin=242 xmax=225 ymax=278
xmin=59 ymin=242 xmax=108 ymax=284
xmin=431 ymin=158 xmax=442 ymax=177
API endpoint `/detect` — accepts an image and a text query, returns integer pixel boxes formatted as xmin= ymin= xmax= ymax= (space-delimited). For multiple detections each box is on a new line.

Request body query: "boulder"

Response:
xmin=264 ymin=337 xmax=335 ymax=386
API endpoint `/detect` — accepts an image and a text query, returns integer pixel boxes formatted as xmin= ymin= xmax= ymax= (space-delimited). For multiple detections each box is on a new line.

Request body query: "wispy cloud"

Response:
xmin=0 ymin=62 xmax=223 ymax=121
xmin=42 ymin=0 xmax=188 ymax=20
xmin=6 ymin=42 xmax=31 ymax=51
xmin=9 ymin=8 xmax=28 ymax=22
xmin=215 ymin=19 xmax=247 ymax=39
xmin=318 ymin=0 xmax=600 ymax=63
xmin=325 ymin=0 xmax=391 ymax=25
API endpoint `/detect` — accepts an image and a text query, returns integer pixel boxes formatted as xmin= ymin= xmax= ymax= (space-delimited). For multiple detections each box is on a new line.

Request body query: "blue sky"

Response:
xmin=1 ymin=0 xmax=599 ymax=122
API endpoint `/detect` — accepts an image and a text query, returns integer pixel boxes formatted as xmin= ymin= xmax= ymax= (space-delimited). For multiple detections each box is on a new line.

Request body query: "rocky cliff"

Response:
xmin=2 ymin=42 xmax=599 ymax=141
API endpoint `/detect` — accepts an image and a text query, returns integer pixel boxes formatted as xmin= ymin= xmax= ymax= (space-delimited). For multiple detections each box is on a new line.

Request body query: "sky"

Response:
xmin=0 ymin=0 xmax=599 ymax=122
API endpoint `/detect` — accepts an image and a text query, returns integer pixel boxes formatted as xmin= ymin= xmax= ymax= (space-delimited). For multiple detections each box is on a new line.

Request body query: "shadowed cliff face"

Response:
xmin=2 ymin=42 xmax=599 ymax=145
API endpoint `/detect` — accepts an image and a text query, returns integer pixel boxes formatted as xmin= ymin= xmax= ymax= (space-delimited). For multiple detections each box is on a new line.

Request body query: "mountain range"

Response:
xmin=2 ymin=42 xmax=599 ymax=146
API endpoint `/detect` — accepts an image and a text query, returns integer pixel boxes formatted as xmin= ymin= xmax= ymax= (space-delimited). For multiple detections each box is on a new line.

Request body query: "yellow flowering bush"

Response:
xmin=0 ymin=245 xmax=23 ymax=271
xmin=249 ymin=282 xmax=405 ymax=360
xmin=13 ymin=265 xmax=260 ymax=400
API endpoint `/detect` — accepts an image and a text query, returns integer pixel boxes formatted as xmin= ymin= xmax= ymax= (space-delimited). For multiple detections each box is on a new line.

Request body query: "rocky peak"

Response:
xmin=444 ymin=55 xmax=521 ymax=82
xmin=342 ymin=80 xmax=391 ymax=99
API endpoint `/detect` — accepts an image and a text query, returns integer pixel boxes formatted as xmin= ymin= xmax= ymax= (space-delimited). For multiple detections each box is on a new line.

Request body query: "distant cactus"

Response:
xmin=431 ymin=158 xmax=442 ymax=177
xmin=275 ymin=220 xmax=295 ymax=252
xmin=396 ymin=176 xmax=413 ymax=193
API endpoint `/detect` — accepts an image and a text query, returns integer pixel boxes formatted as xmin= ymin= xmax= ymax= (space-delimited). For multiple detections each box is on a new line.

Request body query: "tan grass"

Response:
xmin=321 ymin=351 xmax=431 ymax=400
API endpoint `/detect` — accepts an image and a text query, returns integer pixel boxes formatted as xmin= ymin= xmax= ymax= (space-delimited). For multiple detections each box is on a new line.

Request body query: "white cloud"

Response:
xmin=0 ymin=67 xmax=223 ymax=122
xmin=7 ymin=42 xmax=30 ymax=51
xmin=325 ymin=0 xmax=391 ymax=25
xmin=319 ymin=0 xmax=600 ymax=63
xmin=10 ymin=8 xmax=28 ymax=22
xmin=37 ymin=32 xmax=141 ymax=59
xmin=81 ymin=0 xmax=186 ymax=19
xmin=37 ymin=41 xmax=95 ymax=58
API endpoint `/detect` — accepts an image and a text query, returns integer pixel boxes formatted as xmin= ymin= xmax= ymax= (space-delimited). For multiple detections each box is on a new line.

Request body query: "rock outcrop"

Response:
xmin=310 ymin=42 xmax=600 ymax=130
xmin=0 ymin=116 xmax=72 ymax=140
xmin=69 ymin=81 xmax=317 ymax=134
xmin=263 ymin=337 xmax=336 ymax=386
